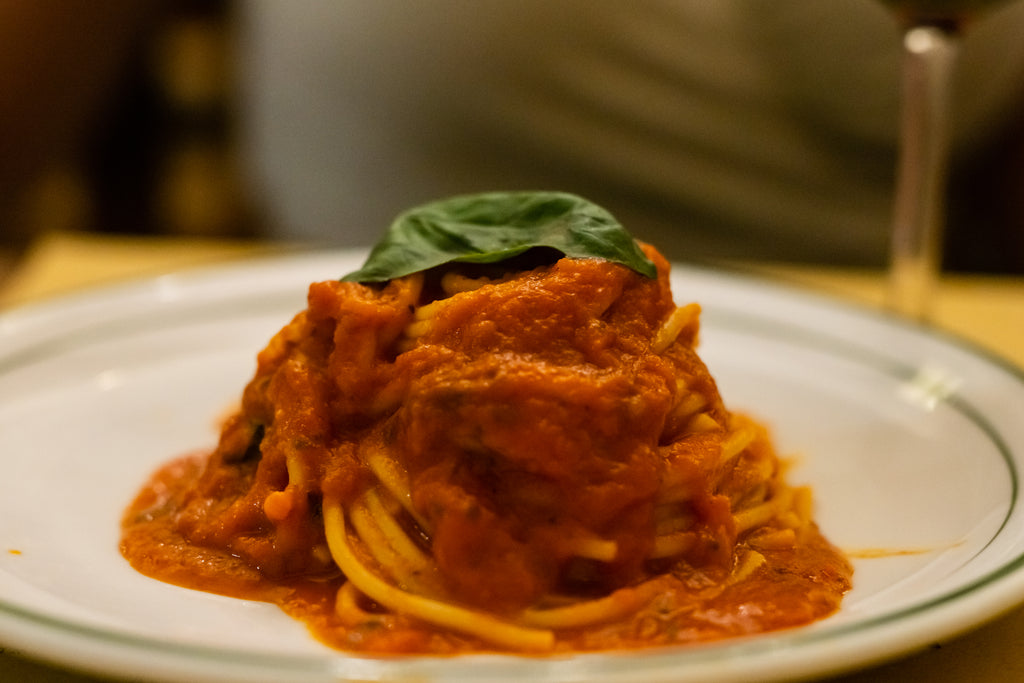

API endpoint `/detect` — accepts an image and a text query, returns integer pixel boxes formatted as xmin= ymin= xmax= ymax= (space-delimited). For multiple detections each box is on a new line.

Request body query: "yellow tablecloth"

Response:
xmin=1 ymin=231 xmax=1022 ymax=683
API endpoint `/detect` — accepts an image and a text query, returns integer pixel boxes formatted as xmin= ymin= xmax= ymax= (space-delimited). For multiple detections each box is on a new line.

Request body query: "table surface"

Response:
xmin=1 ymin=231 xmax=1022 ymax=683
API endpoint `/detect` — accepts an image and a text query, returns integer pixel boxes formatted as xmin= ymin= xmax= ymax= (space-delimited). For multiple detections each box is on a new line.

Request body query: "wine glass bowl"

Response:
xmin=880 ymin=0 xmax=1012 ymax=26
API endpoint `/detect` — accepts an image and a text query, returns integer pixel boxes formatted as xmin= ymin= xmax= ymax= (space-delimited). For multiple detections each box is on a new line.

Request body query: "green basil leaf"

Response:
xmin=341 ymin=191 xmax=657 ymax=282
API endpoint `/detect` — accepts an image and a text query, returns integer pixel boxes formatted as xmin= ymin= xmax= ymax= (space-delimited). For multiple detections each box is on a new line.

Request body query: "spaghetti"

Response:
xmin=121 ymin=243 xmax=851 ymax=654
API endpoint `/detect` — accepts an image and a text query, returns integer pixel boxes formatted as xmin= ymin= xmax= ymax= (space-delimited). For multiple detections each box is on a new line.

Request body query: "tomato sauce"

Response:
xmin=121 ymin=246 xmax=851 ymax=654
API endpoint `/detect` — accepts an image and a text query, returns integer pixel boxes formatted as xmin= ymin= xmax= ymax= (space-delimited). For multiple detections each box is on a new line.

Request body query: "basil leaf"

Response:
xmin=341 ymin=191 xmax=657 ymax=282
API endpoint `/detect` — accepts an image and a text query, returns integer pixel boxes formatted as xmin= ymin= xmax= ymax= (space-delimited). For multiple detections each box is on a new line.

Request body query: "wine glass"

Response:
xmin=881 ymin=0 xmax=1014 ymax=321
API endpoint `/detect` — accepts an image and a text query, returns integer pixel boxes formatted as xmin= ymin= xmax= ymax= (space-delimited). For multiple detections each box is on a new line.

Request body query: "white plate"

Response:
xmin=1 ymin=251 xmax=1023 ymax=683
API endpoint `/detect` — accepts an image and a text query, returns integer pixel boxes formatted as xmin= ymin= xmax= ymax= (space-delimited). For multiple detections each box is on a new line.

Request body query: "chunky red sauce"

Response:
xmin=121 ymin=246 xmax=851 ymax=654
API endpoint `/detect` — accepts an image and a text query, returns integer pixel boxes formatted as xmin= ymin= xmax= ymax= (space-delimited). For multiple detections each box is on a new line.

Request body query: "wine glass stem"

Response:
xmin=888 ymin=25 xmax=960 ymax=322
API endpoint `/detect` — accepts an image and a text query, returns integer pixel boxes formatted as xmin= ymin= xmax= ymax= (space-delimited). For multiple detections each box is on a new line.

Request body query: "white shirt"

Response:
xmin=236 ymin=0 xmax=1024 ymax=265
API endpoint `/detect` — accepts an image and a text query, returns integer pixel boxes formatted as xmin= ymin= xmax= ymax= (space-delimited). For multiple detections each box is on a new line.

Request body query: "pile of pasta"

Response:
xmin=121 ymin=244 xmax=851 ymax=654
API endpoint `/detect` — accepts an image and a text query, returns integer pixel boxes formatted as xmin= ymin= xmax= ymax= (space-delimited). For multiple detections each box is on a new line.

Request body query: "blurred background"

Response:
xmin=3 ymin=0 xmax=1024 ymax=274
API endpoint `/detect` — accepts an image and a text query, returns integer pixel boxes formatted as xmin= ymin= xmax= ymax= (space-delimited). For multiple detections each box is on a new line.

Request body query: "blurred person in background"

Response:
xmin=0 ymin=1 xmax=164 ymax=271
xmin=3 ymin=0 xmax=1024 ymax=273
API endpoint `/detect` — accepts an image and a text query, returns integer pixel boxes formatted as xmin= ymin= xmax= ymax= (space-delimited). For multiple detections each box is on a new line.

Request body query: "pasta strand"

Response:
xmin=520 ymin=582 xmax=659 ymax=629
xmin=361 ymin=444 xmax=431 ymax=531
xmin=364 ymin=489 xmax=432 ymax=566
xmin=348 ymin=495 xmax=436 ymax=595
xmin=652 ymin=303 xmax=699 ymax=353
xmin=323 ymin=499 xmax=555 ymax=651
